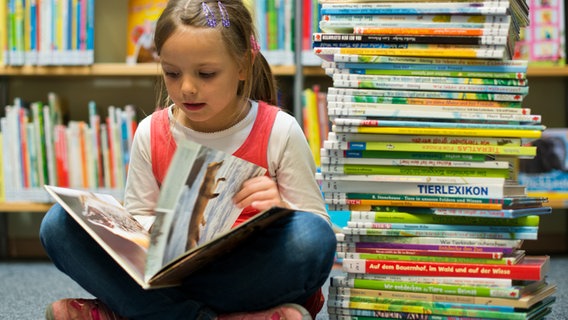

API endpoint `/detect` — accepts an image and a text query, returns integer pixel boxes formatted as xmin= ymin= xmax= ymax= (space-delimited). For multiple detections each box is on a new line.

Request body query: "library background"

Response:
xmin=0 ymin=0 xmax=567 ymax=317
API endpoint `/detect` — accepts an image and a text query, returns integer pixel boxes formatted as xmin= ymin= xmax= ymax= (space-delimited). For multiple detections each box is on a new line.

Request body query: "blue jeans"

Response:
xmin=40 ymin=203 xmax=337 ymax=320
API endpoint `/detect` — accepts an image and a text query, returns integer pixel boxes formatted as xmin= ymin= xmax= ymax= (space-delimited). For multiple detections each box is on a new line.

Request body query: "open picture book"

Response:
xmin=44 ymin=139 xmax=294 ymax=289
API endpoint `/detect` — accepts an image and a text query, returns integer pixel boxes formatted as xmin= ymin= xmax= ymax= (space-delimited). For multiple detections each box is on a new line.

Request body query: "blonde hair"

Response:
xmin=154 ymin=0 xmax=278 ymax=108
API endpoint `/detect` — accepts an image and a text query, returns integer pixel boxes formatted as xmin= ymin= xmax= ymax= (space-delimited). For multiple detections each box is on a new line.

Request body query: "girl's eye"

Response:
xmin=200 ymin=72 xmax=216 ymax=79
xmin=163 ymin=71 xmax=180 ymax=78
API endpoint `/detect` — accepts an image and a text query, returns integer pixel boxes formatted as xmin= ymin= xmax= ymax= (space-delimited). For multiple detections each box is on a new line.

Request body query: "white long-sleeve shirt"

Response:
xmin=124 ymin=101 xmax=329 ymax=230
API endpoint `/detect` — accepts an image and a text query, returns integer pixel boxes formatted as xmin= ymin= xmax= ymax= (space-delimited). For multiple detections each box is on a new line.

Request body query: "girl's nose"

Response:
xmin=181 ymin=77 xmax=197 ymax=95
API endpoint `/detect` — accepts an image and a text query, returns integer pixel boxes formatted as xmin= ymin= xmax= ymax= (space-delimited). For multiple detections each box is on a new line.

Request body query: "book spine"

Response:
xmin=332 ymin=73 xmax=527 ymax=87
xmin=326 ymin=95 xmax=522 ymax=108
xmin=330 ymin=276 xmax=522 ymax=298
xmin=315 ymin=33 xmax=509 ymax=46
xmin=319 ymin=14 xmax=511 ymax=24
xmin=347 ymin=211 xmax=539 ymax=226
xmin=341 ymin=227 xmax=537 ymax=240
xmin=328 ymin=132 xmax=521 ymax=146
xmin=335 ymin=61 xmax=526 ymax=73
xmin=353 ymin=26 xmax=511 ymax=36
xmin=323 ymin=140 xmax=536 ymax=157
xmin=341 ymin=258 xmax=546 ymax=280
xmin=320 ymin=148 xmax=489 ymax=161
xmin=327 ymin=108 xmax=539 ymax=123
xmin=330 ymin=68 xmax=525 ymax=80
xmin=331 ymin=53 xmax=529 ymax=68
xmin=327 ymin=295 xmax=524 ymax=319
xmin=333 ymin=79 xmax=529 ymax=95
xmin=332 ymin=125 xmax=543 ymax=139
xmin=337 ymin=245 xmax=506 ymax=259
xmin=320 ymin=157 xmax=510 ymax=169
xmin=315 ymin=46 xmax=506 ymax=59
xmin=320 ymin=164 xmax=509 ymax=178
xmin=345 ymin=221 xmax=536 ymax=236
xmin=327 ymin=87 xmax=526 ymax=102
xmin=336 ymin=251 xmax=520 ymax=265
xmin=336 ymin=241 xmax=516 ymax=255
xmin=336 ymin=233 xmax=523 ymax=248
xmin=331 ymin=118 xmax=545 ymax=132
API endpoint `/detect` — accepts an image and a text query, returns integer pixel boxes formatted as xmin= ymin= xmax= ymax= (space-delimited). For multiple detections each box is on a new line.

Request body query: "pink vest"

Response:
xmin=150 ymin=102 xmax=279 ymax=225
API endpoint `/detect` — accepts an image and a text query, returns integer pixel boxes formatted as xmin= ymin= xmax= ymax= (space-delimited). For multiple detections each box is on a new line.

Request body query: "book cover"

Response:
xmin=518 ymin=128 xmax=568 ymax=207
xmin=44 ymin=139 xmax=293 ymax=289
xmin=341 ymin=255 xmax=551 ymax=280
xmin=125 ymin=0 xmax=167 ymax=64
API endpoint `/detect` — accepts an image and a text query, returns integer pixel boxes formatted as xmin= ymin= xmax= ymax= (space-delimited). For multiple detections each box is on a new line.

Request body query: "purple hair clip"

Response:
xmin=217 ymin=1 xmax=230 ymax=27
xmin=202 ymin=2 xmax=217 ymax=27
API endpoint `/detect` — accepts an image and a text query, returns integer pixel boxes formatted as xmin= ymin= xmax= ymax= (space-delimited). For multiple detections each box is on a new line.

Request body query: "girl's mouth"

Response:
xmin=182 ymin=102 xmax=206 ymax=110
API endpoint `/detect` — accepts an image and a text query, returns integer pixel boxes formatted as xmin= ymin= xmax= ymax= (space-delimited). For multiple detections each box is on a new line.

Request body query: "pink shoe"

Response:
xmin=218 ymin=303 xmax=312 ymax=320
xmin=45 ymin=298 xmax=127 ymax=320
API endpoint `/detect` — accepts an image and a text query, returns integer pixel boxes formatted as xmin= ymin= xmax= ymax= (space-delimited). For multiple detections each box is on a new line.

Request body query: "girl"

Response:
xmin=40 ymin=1 xmax=337 ymax=319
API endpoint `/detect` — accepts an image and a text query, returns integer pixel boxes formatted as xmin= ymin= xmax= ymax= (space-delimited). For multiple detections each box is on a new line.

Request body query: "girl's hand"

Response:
xmin=232 ymin=176 xmax=290 ymax=211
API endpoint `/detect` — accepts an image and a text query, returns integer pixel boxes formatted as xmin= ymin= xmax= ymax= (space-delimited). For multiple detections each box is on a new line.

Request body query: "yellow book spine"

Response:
xmin=335 ymin=126 xmax=543 ymax=139
xmin=303 ymin=88 xmax=321 ymax=166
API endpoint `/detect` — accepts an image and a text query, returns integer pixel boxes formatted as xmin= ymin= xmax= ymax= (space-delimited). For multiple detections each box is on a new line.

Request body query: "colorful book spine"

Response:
xmin=327 ymin=285 xmax=557 ymax=309
xmin=332 ymin=125 xmax=543 ymax=139
xmin=331 ymin=54 xmax=529 ymax=68
xmin=320 ymin=148 xmax=491 ymax=162
xmin=330 ymin=276 xmax=536 ymax=298
xmin=337 ymin=245 xmax=509 ymax=259
xmin=327 ymin=87 xmax=526 ymax=102
xmin=336 ymin=240 xmax=517 ymax=255
xmin=328 ymin=67 xmax=525 ymax=80
xmin=320 ymin=163 xmax=510 ymax=177
xmin=347 ymin=211 xmax=540 ymax=226
xmin=315 ymin=45 xmax=507 ymax=60
xmin=328 ymin=132 xmax=522 ymax=146
xmin=342 ymin=226 xmax=538 ymax=239
xmin=332 ymin=118 xmax=546 ymax=131
xmin=326 ymin=95 xmax=523 ymax=108
xmin=341 ymin=256 xmax=550 ymax=280
xmin=336 ymin=233 xmax=523 ymax=248
xmin=320 ymin=3 xmax=511 ymax=15
xmin=336 ymin=251 xmax=524 ymax=265
xmin=345 ymin=221 xmax=537 ymax=235
xmin=323 ymin=140 xmax=536 ymax=157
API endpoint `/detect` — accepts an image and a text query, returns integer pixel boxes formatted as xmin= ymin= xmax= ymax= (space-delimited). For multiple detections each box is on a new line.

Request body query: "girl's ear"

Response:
xmin=238 ymin=61 xmax=248 ymax=81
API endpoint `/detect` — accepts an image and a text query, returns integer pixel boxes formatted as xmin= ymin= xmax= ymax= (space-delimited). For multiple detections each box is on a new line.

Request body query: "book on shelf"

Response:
xmin=332 ymin=125 xmax=543 ymax=139
xmin=320 ymin=163 xmax=511 ymax=177
xmin=330 ymin=53 xmax=529 ymax=67
xmin=125 ymin=0 xmax=168 ymax=64
xmin=330 ymin=273 xmax=543 ymax=298
xmin=319 ymin=2 xmax=513 ymax=15
xmin=327 ymin=284 xmax=557 ymax=309
xmin=43 ymin=139 xmax=293 ymax=289
xmin=341 ymin=255 xmax=551 ymax=281
xmin=321 ymin=156 xmax=512 ymax=169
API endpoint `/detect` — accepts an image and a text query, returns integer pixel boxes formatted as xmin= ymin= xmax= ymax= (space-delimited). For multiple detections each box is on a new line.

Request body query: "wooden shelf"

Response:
xmin=2 ymin=64 xmax=568 ymax=77
xmin=0 ymin=202 xmax=52 ymax=213
xmin=0 ymin=63 xmax=324 ymax=77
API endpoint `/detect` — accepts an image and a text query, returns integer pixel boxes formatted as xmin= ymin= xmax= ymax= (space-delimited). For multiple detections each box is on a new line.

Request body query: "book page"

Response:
xmin=44 ymin=186 xmax=150 ymax=287
xmin=144 ymin=140 xmax=266 ymax=283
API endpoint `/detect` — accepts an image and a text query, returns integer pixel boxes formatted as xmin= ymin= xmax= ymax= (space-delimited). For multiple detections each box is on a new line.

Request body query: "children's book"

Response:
xmin=126 ymin=0 xmax=168 ymax=64
xmin=44 ymin=139 xmax=293 ymax=289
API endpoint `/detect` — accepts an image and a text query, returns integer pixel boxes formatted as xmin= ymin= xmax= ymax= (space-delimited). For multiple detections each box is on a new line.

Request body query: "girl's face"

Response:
xmin=160 ymin=26 xmax=247 ymax=132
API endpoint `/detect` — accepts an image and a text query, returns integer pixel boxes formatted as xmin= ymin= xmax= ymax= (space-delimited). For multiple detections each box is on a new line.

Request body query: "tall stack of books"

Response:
xmin=313 ymin=0 xmax=558 ymax=319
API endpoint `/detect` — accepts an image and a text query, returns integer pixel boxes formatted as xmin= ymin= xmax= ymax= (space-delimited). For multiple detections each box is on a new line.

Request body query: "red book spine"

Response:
xmin=342 ymin=256 xmax=549 ymax=281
